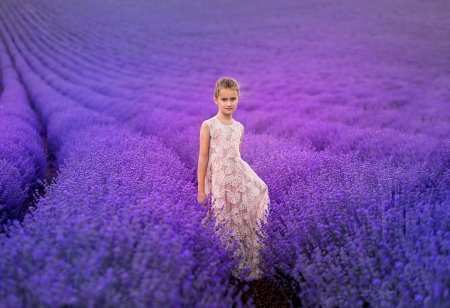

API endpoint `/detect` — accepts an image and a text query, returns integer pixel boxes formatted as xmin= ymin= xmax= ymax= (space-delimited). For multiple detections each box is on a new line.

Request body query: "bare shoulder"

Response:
xmin=200 ymin=120 xmax=210 ymax=136
xmin=201 ymin=120 xmax=210 ymax=129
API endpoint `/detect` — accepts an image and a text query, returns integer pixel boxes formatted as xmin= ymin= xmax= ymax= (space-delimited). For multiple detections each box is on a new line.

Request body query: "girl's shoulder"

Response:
xmin=202 ymin=117 xmax=215 ymax=129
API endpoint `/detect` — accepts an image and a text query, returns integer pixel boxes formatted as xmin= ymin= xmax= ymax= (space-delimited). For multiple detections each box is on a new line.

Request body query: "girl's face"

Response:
xmin=213 ymin=88 xmax=239 ymax=116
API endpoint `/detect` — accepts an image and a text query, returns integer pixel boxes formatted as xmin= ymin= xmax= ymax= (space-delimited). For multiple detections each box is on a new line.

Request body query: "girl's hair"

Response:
xmin=214 ymin=77 xmax=240 ymax=98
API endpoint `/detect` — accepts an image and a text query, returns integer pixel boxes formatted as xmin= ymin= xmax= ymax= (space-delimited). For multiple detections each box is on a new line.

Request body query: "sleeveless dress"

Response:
xmin=204 ymin=116 xmax=270 ymax=279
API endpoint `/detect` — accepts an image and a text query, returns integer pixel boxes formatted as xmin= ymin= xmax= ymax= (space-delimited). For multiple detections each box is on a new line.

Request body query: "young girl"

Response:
xmin=197 ymin=77 xmax=270 ymax=280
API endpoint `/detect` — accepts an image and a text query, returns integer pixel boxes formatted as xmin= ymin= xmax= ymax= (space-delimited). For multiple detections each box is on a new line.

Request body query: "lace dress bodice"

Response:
xmin=204 ymin=116 xmax=270 ymax=279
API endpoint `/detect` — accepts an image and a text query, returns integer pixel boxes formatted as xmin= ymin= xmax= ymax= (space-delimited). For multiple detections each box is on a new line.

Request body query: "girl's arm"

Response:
xmin=197 ymin=122 xmax=210 ymax=203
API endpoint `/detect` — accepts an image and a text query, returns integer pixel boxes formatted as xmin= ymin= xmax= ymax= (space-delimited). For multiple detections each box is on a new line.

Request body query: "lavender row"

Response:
xmin=4 ymin=0 xmax=159 ymax=101
xmin=0 ymin=20 xmax=47 ymax=224
xmin=0 ymin=125 xmax=240 ymax=307
xmin=242 ymin=134 xmax=450 ymax=307
xmin=1 ymin=0 xmax=160 ymax=138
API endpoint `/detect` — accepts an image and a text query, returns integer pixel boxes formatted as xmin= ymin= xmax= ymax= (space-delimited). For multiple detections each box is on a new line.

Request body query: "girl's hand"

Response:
xmin=197 ymin=192 xmax=207 ymax=203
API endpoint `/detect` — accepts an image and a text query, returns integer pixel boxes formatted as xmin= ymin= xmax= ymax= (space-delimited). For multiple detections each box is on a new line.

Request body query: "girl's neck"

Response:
xmin=215 ymin=112 xmax=234 ymax=125
xmin=215 ymin=112 xmax=233 ymax=122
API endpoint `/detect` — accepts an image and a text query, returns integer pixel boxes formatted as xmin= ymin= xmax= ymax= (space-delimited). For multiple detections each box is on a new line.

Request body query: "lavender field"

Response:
xmin=0 ymin=0 xmax=449 ymax=306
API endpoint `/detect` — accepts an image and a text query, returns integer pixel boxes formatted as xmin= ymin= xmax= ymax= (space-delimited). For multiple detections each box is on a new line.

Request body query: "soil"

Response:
xmin=230 ymin=276 xmax=292 ymax=308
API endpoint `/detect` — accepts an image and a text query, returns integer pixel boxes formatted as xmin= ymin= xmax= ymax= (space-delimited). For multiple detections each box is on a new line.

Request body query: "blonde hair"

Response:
xmin=214 ymin=77 xmax=240 ymax=98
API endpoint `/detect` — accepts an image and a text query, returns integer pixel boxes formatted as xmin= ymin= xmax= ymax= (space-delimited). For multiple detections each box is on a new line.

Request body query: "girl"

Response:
xmin=197 ymin=77 xmax=270 ymax=280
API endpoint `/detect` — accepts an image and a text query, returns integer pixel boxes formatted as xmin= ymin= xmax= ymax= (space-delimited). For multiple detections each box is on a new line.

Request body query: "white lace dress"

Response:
xmin=204 ymin=116 xmax=270 ymax=279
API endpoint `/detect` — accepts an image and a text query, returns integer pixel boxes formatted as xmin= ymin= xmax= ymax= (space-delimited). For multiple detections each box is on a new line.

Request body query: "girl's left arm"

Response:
xmin=197 ymin=122 xmax=210 ymax=203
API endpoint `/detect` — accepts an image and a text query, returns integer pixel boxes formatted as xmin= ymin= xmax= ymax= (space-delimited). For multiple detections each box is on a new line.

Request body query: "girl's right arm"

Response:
xmin=197 ymin=121 xmax=210 ymax=203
